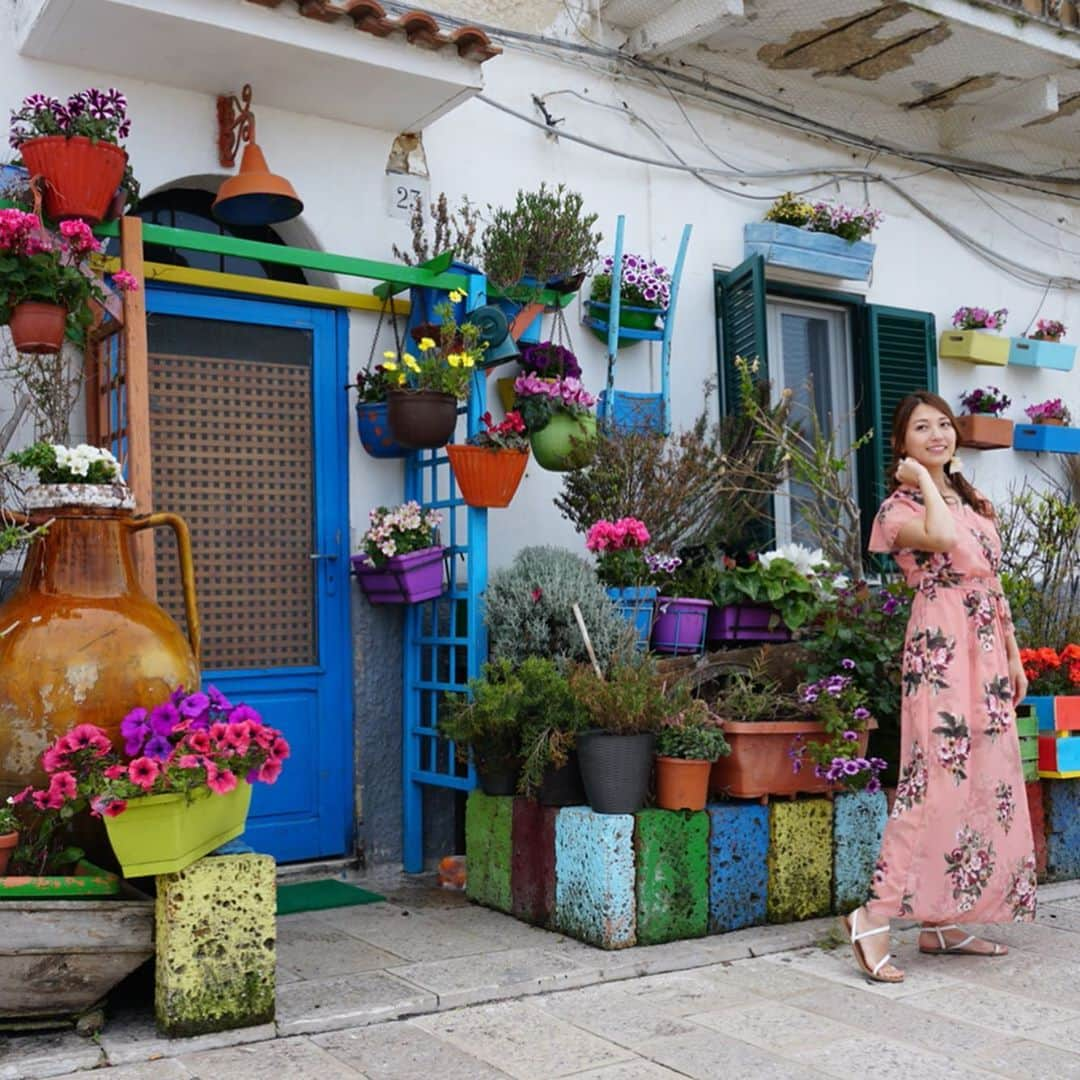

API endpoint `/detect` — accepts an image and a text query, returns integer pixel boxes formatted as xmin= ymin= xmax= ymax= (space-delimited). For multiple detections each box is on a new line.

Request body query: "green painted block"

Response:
xmin=465 ymin=790 xmax=513 ymax=913
xmin=634 ymin=809 xmax=709 ymax=946
xmin=767 ymin=799 xmax=833 ymax=923
xmin=155 ymin=853 xmax=276 ymax=1037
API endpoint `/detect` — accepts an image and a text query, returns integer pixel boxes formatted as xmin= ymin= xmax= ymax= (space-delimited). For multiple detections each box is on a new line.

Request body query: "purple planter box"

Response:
xmin=651 ymin=597 xmax=710 ymax=655
xmin=707 ymin=603 xmax=791 ymax=645
xmin=351 ymin=545 xmax=445 ymax=605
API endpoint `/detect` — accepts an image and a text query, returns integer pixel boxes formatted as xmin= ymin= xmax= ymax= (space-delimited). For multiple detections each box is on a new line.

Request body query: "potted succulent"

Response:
xmin=10 ymin=685 xmax=289 ymax=878
xmin=497 ymin=340 xmax=581 ymax=411
xmin=940 ymin=305 xmax=1010 ymax=366
xmin=446 ymin=410 xmax=530 ymax=508
xmin=745 ymin=193 xmax=882 ymax=281
xmin=351 ymin=362 xmax=409 ymax=459
xmin=1011 ymin=318 xmax=1074 ymax=372
xmin=585 ymin=516 xmax=658 ymax=648
xmin=10 ymin=89 xmax=132 ymax=225
xmin=0 ymin=210 xmax=138 ymax=353
xmin=351 ymin=501 xmax=445 ymax=605
xmin=385 ymin=296 xmax=484 ymax=449
xmin=587 ymin=253 xmax=672 ymax=346
xmin=514 ymin=373 xmax=597 ymax=471
xmin=654 ymin=691 xmax=729 ymax=812
xmin=0 ymin=803 xmax=19 ymax=875
xmin=954 ymin=386 xmax=1013 ymax=450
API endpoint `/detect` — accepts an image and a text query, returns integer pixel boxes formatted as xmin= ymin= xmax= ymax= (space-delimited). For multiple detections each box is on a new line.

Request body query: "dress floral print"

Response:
xmin=867 ymin=487 xmax=1036 ymax=924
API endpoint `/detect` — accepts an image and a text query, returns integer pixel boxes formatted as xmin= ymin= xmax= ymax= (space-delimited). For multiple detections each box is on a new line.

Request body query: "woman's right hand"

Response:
xmin=895 ymin=456 xmax=929 ymax=488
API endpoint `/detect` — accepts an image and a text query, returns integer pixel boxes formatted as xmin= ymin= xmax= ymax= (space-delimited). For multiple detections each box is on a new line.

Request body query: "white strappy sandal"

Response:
xmin=839 ymin=908 xmax=904 ymax=983
xmin=919 ymin=924 xmax=1007 ymax=957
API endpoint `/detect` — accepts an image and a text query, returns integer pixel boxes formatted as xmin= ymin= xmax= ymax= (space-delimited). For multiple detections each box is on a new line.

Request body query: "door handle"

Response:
xmin=310 ymin=552 xmax=339 ymax=560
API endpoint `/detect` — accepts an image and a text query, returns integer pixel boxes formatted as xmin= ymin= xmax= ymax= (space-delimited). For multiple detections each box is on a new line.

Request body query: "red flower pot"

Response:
xmin=20 ymin=135 xmax=127 ymax=224
xmin=9 ymin=301 xmax=67 ymax=354
xmin=446 ymin=445 xmax=528 ymax=508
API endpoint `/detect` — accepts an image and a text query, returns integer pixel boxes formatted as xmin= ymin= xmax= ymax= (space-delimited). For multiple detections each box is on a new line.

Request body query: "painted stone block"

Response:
xmin=707 ymin=802 xmax=768 ymax=933
xmin=465 ymin=791 xmax=513 ymax=913
xmin=1045 ymin=779 xmax=1080 ymax=881
xmin=554 ymin=807 xmax=636 ymax=949
xmin=634 ymin=809 xmax=709 ymax=946
xmin=511 ymin=799 xmax=557 ymax=927
xmin=1026 ymin=781 xmax=1047 ymax=879
xmin=833 ymin=790 xmax=888 ymax=913
xmin=767 ymin=798 xmax=833 ymax=923
xmin=155 ymin=853 xmax=276 ymax=1037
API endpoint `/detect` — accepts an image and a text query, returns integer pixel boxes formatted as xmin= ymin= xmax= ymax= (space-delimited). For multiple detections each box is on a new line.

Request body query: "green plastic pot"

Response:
xmin=104 ymin=781 xmax=252 ymax=878
xmin=587 ymin=300 xmax=663 ymax=347
xmin=0 ymin=858 xmax=120 ymax=899
xmin=529 ymin=411 xmax=597 ymax=472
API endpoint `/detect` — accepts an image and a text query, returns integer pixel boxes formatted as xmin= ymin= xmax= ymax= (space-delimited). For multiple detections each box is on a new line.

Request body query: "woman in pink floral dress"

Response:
xmin=842 ymin=391 xmax=1036 ymax=983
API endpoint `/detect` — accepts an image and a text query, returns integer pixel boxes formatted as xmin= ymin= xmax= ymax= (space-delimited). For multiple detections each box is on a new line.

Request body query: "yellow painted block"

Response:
xmin=939 ymin=330 xmax=1009 ymax=366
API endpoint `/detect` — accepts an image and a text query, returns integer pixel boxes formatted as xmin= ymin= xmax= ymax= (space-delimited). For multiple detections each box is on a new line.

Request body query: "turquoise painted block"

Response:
xmin=767 ymin=799 xmax=833 ymax=923
xmin=707 ymin=802 xmax=768 ymax=933
xmin=1009 ymin=337 xmax=1076 ymax=372
xmin=465 ymin=791 xmax=513 ymax=913
xmin=1024 ymin=695 xmax=1057 ymax=732
xmin=1045 ymin=779 xmax=1080 ymax=880
xmin=634 ymin=810 xmax=709 ymax=946
xmin=744 ymin=222 xmax=875 ymax=281
xmin=833 ymin=790 xmax=888 ymax=913
xmin=554 ymin=807 xmax=636 ymax=949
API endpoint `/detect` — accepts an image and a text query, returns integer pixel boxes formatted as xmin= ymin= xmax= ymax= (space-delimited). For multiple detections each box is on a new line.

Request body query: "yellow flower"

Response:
xmin=449 ymin=290 xmax=464 ymax=303
xmin=462 ymin=354 xmax=475 ymax=368
xmin=383 ymin=350 xmax=397 ymax=360
xmin=404 ymin=354 xmax=421 ymax=373
xmin=397 ymin=373 xmax=406 ymax=384
xmin=447 ymin=354 xmax=461 ymax=368
xmin=382 ymin=360 xmax=398 ymax=371
xmin=418 ymin=337 xmax=437 ymax=352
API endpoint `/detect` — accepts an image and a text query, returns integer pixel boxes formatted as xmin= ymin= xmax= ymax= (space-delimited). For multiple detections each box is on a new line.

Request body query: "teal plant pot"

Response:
xmin=529 ymin=412 xmax=597 ymax=471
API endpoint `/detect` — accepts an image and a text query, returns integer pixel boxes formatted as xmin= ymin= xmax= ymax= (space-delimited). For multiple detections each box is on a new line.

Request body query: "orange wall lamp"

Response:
xmin=213 ymin=84 xmax=303 ymax=226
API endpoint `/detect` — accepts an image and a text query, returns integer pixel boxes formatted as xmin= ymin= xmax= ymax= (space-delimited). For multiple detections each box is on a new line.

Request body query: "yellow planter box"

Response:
xmin=939 ymin=330 xmax=1009 ymax=366
xmin=104 ymin=782 xmax=253 ymax=878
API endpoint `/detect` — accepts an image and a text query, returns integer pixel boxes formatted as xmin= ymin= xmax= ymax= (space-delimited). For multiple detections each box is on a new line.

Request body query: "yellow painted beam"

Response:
xmin=99 ymin=258 xmax=410 ymax=315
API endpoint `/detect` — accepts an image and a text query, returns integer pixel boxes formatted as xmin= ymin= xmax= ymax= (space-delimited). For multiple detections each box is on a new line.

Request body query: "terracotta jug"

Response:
xmin=0 ymin=498 xmax=201 ymax=795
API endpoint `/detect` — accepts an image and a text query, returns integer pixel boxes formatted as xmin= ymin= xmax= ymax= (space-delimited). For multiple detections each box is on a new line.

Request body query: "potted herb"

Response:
xmin=0 ymin=803 xmax=18 ymax=875
xmin=654 ymin=691 xmax=729 ymax=812
xmin=587 ymin=253 xmax=672 ymax=346
xmin=940 ymin=305 xmax=1010 ymax=366
xmin=350 ymin=501 xmax=445 ymax=605
xmin=446 ymin=410 xmax=530 ymax=508
xmin=10 ymin=89 xmax=132 ymax=225
xmin=351 ymin=362 xmax=409 ymax=459
xmin=954 ymin=386 xmax=1013 ymax=450
xmin=0 ymin=210 xmax=138 ymax=353
xmin=514 ymin=373 xmax=597 ymax=471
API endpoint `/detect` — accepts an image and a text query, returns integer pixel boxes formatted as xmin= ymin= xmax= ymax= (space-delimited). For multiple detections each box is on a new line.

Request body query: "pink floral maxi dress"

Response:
xmin=866 ymin=487 xmax=1037 ymax=923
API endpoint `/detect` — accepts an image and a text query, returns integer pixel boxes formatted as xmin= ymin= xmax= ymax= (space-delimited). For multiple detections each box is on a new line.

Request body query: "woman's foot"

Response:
xmin=919 ymin=924 xmax=1007 ymax=956
xmin=840 ymin=906 xmax=904 ymax=983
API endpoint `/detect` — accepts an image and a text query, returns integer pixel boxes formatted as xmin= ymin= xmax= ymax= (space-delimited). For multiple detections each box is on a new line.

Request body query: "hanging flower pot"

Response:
xmin=387 ymin=389 xmax=458 ymax=449
xmin=20 ymin=136 xmax=128 ymax=225
xmin=529 ymin=411 xmax=597 ymax=471
xmin=654 ymin=756 xmax=711 ymax=812
xmin=587 ymin=300 xmax=664 ymax=347
xmin=355 ymin=401 xmax=409 ymax=459
xmin=351 ymin=545 xmax=446 ymax=605
xmin=8 ymin=301 xmax=68 ymax=354
xmin=446 ymin=445 xmax=528 ymax=508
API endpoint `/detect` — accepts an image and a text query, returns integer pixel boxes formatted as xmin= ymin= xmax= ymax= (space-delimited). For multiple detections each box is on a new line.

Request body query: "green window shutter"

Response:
xmin=715 ymin=255 xmax=767 ymax=416
xmin=858 ymin=304 xmax=938 ymax=537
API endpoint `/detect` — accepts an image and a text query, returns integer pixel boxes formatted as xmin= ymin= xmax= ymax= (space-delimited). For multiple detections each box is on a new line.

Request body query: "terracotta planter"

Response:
xmin=654 ymin=757 xmax=711 ymax=811
xmin=0 ymin=832 xmax=17 ymax=876
xmin=446 ymin=444 xmax=528 ymax=508
xmin=1038 ymin=418 xmax=1065 ymax=427
xmin=387 ymin=389 xmax=459 ymax=449
xmin=709 ymin=719 xmax=871 ymax=799
xmin=8 ymin=301 xmax=67 ymax=354
xmin=953 ymin=414 xmax=1014 ymax=450
xmin=19 ymin=135 xmax=128 ymax=224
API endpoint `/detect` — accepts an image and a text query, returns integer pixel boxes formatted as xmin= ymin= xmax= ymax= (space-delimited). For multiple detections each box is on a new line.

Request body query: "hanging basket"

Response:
xmin=387 ymin=389 xmax=458 ymax=449
xmin=20 ymin=136 xmax=127 ymax=225
xmin=529 ymin=411 xmax=597 ymax=471
xmin=350 ymin=545 xmax=446 ymax=605
xmin=446 ymin=445 xmax=529 ymax=508
xmin=8 ymin=301 xmax=68 ymax=354
xmin=355 ymin=401 xmax=409 ymax=459
xmin=586 ymin=300 xmax=663 ymax=347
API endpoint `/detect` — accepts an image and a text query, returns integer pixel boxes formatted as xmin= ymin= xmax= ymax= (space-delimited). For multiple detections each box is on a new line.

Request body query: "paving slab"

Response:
xmin=564 ymin=1063 xmax=687 ymax=1080
xmin=685 ymin=998 xmax=860 ymax=1053
xmin=276 ymin=915 xmax=405 ymax=983
xmin=973 ymin=1037 xmax=1080 ymax=1080
xmin=275 ymin=970 xmax=437 ymax=1036
xmin=636 ymin=1026 xmax=827 ymax=1080
xmin=52 ymin=1062 xmax=191 ymax=1080
xmin=899 ymin=981 xmax=1080 ymax=1035
xmin=176 ymin=1035 xmax=364 ymax=1078
xmin=0 ymin=1031 xmax=102 ymax=1080
xmin=788 ymin=1034 xmax=1002 ymax=1079
xmin=97 ymin=1011 xmax=277 ymax=1066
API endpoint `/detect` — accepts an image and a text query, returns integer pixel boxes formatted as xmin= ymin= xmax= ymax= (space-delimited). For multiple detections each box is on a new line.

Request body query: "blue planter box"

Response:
xmin=1013 ymin=424 xmax=1080 ymax=454
xmin=598 ymin=391 xmax=664 ymax=436
xmin=1009 ymin=337 xmax=1076 ymax=372
xmin=744 ymin=222 xmax=875 ymax=281
xmin=606 ymin=586 xmax=657 ymax=649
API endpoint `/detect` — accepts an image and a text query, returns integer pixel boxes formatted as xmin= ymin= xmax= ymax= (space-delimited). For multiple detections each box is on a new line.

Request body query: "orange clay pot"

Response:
xmin=654 ymin=756 xmax=712 ymax=812
xmin=446 ymin=445 xmax=529 ymax=508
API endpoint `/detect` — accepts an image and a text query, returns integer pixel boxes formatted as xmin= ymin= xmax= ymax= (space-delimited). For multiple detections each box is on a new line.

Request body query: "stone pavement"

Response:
xmin=5 ymin=876 xmax=1080 ymax=1079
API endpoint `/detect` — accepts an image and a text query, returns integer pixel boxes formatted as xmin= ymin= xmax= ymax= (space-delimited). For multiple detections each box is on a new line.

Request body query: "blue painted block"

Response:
xmin=707 ymin=802 xmax=768 ymax=933
xmin=1014 ymin=424 xmax=1080 ymax=455
xmin=1024 ymin=695 xmax=1057 ymax=732
xmin=1009 ymin=337 xmax=1076 ymax=372
xmin=554 ymin=806 xmax=636 ymax=949
xmin=1045 ymin=779 xmax=1080 ymax=880
xmin=744 ymin=222 xmax=875 ymax=282
xmin=598 ymin=391 xmax=665 ymax=436
xmin=833 ymin=790 xmax=888 ymax=913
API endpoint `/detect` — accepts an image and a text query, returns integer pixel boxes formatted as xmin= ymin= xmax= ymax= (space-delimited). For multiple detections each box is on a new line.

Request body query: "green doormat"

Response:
xmin=276 ymin=880 xmax=384 ymax=915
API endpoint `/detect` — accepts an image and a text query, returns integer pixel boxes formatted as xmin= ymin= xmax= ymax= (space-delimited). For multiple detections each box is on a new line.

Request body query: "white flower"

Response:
xmin=759 ymin=543 xmax=827 ymax=576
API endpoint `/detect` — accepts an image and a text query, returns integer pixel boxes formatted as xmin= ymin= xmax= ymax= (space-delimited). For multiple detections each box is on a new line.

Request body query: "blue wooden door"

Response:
xmin=144 ymin=288 xmax=352 ymax=862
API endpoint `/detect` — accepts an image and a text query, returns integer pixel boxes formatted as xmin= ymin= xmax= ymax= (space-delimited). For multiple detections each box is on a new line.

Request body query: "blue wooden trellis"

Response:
xmin=401 ymin=269 xmax=490 ymax=873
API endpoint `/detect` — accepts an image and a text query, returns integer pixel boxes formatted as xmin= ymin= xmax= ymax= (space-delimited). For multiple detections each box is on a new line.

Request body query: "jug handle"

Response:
xmin=125 ymin=512 xmax=202 ymax=664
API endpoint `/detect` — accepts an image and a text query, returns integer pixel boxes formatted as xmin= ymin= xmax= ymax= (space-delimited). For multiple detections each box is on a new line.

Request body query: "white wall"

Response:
xmin=2 ymin=12 xmax=1077 ymax=570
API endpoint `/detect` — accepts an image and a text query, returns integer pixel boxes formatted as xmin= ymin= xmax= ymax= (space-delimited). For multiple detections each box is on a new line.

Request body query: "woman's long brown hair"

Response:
xmin=889 ymin=391 xmax=995 ymax=518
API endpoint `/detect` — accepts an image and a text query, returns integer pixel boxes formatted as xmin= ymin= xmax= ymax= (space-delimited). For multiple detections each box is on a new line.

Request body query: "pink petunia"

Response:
xmin=128 ymin=756 xmax=160 ymax=791
xmin=257 ymin=758 xmax=283 ymax=784
xmin=103 ymin=763 xmax=127 ymax=780
xmin=207 ymin=768 xmax=237 ymax=795
xmin=47 ymin=771 xmax=77 ymax=802
xmin=41 ymin=745 xmax=68 ymax=773
xmin=270 ymin=736 xmax=291 ymax=761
